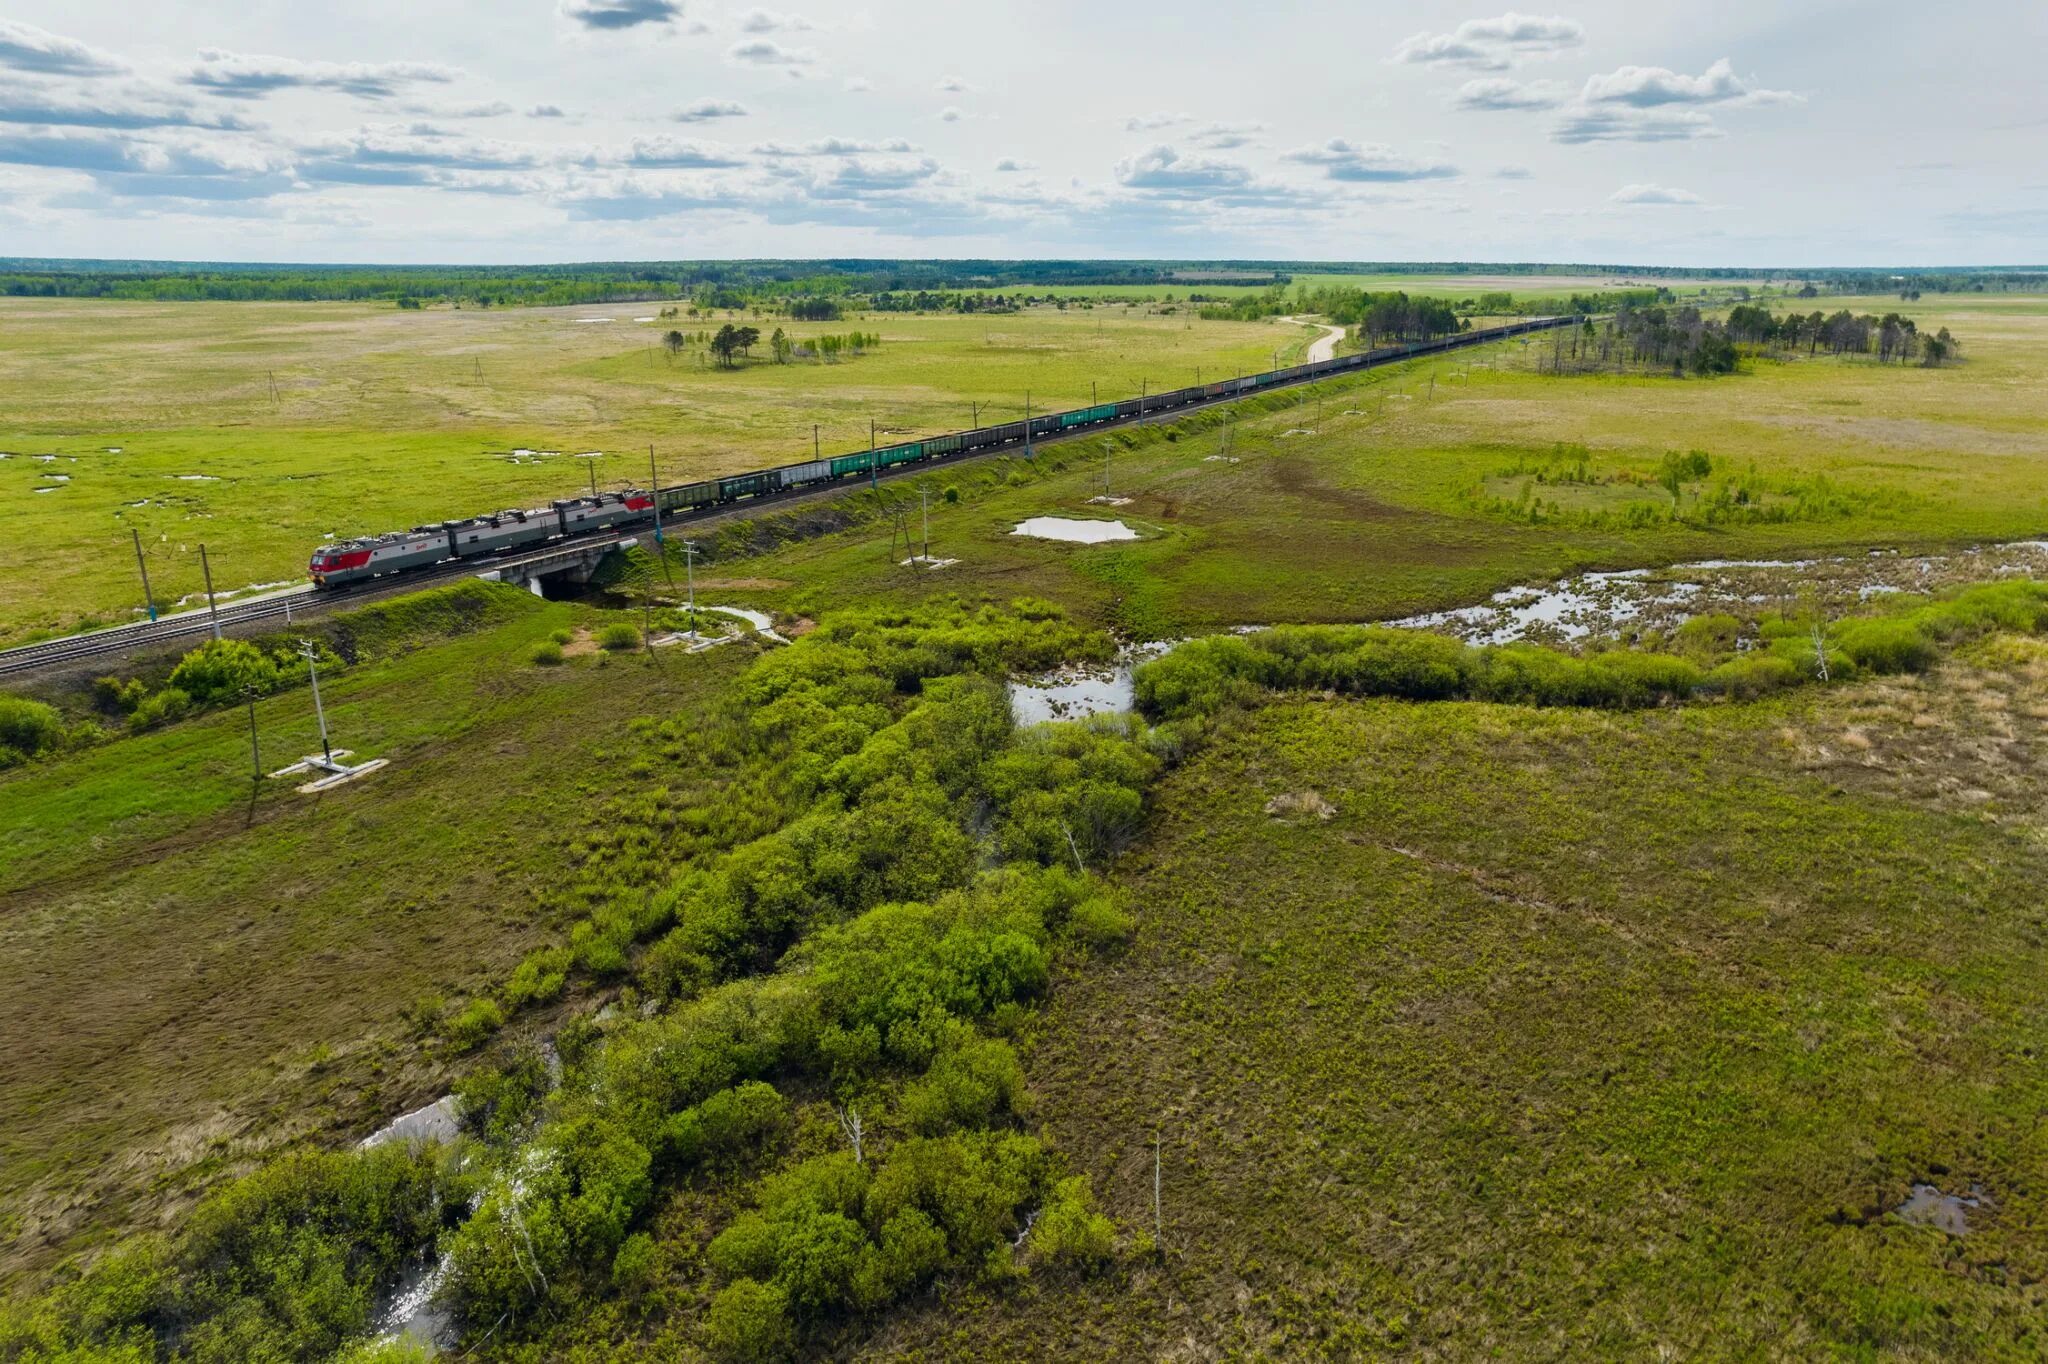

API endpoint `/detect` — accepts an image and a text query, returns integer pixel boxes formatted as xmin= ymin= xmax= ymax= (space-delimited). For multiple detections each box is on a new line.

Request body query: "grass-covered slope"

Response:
xmin=887 ymin=677 xmax=2048 ymax=1359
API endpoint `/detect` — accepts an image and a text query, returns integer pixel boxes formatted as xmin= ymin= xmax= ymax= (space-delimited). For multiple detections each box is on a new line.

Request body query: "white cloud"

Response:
xmin=673 ymin=98 xmax=748 ymax=122
xmin=1581 ymin=57 xmax=1797 ymax=108
xmin=558 ymin=0 xmax=682 ymax=30
xmin=528 ymin=104 xmax=567 ymax=118
xmin=937 ymin=76 xmax=971 ymax=93
xmin=1393 ymin=12 xmax=1582 ymax=69
xmin=1454 ymin=77 xmax=1568 ymax=111
xmin=1189 ymin=121 xmax=1265 ymax=149
xmin=727 ymin=39 xmax=815 ymax=69
xmin=0 ymin=84 xmax=257 ymax=131
xmin=939 ymin=106 xmax=961 ymax=123
xmin=183 ymin=50 xmax=459 ymax=100
xmin=0 ymin=18 xmax=126 ymax=75
xmin=1116 ymin=144 xmax=1251 ymax=193
xmin=1552 ymin=106 xmax=1721 ymax=143
xmin=1609 ymin=182 xmax=1703 ymax=205
xmin=753 ymin=137 xmax=917 ymax=156
xmin=737 ymin=9 xmax=813 ymax=33
xmin=993 ymin=156 xmax=1035 ymax=172
xmin=621 ymin=134 xmax=745 ymax=168
xmin=1282 ymin=138 xmax=1458 ymax=182
xmin=1124 ymin=111 xmax=1190 ymax=132
xmin=842 ymin=75 xmax=872 ymax=92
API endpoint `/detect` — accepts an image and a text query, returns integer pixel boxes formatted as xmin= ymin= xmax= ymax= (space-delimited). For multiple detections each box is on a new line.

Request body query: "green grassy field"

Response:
xmin=7 ymin=287 xmax=2048 ymax=1356
xmin=0 ymin=590 xmax=750 ymax=1288
xmin=0 ymin=298 xmax=1311 ymax=644
xmin=878 ymin=649 xmax=2048 ymax=1359
xmin=679 ymin=294 xmax=2048 ymax=639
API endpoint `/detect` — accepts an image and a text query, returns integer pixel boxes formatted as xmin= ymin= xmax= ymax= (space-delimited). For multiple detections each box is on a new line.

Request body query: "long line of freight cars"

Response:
xmin=309 ymin=314 xmax=1575 ymax=586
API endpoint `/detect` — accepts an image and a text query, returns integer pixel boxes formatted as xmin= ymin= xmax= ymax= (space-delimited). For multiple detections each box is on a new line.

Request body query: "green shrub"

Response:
xmin=1831 ymin=617 xmax=1935 ymax=673
xmin=550 ymin=627 xmax=576 ymax=646
xmin=166 ymin=638 xmax=302 ymax=706
xmin=445 ymin=996 xmax=504 ymax=1051
xmin=91 ymin=675 xmax=149 ymax=715
xmin=1700 ymin=653 xmax=1806 ymax=700
xmin=598 ymin=622 xmax=642 ymax=652
xmin=1030 ymin=1174 xmax=1116 ymax=1267
xmin=611 ymin=1232 xmax=659 ymax=1296
xmin=531 ymin=640 xmax=566 ymax=666
xmin=127 ymin=686 xmax=193 ymax=733
xmin=455 ymin=1046 xmax=551 ymax=1148
xmin=0 ymin=694 xmax=64 ymax=760
xmin=705 ymin=1279 xmax=795 ymax=1363
xmin=1672 ymin=612 xmax=1742 ymax=662
xmin=664 ymin=1081 xmax=789 ymax=1171
xmin=901 ymin=1037 xmax=1028 ymax=1134
xmin=503 ymin=946 xmax=572 ymax=1007
xmin=1064 ymin=896 xmax=1134 ymax=951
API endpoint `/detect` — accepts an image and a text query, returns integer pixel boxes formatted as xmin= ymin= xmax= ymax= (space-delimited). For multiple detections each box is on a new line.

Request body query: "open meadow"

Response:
xmin=0 ymin=298 xmax=1302 ymax=644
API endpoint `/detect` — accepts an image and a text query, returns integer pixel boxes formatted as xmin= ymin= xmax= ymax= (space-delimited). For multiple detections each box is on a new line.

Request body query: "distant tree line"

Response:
xmin=3 ymin=255 xmax=2034 ymax=312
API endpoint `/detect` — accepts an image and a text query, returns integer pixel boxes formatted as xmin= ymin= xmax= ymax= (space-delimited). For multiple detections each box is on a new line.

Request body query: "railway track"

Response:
xmin=0 ymin=315 xmax=1575 ymax=680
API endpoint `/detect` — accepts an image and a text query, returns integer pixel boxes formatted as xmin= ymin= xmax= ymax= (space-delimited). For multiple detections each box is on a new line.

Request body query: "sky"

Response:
xmin=0 ymin=0 xmax=2041 ymax=268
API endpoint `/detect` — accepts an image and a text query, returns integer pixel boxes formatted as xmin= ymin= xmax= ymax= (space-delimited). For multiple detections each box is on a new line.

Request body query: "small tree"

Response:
xmin=710 ymin=324 xmax=740 ymax=368
xmin=770 ymin=328 xmax=790 ymax=364
xmin=663 ymin=329 xmax=685 ymax=360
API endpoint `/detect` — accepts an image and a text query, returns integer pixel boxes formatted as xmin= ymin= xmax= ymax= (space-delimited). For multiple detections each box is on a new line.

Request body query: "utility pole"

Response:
xmin=971 ymin=400 xmax=979 ymax=428
xmin=869 ymin=418 xmax=877 ymax=488
xmin=1091 ymin=380 xmax=1097 ymax=405
xmin=298 ymin=641 xmax=332 ymax=765
xmin=588 ymin=462 xmax=598 ymax=497
xmin=131 ymin=527 xmax=157 ymax=622
xmin=919 ymin=485 xmax=930 ymax=562
xmin=244 ymin=685 xmax=262 ymax=784
xmin=199 ymin=544 xmax=222 ymax=641
xmin=1024 ymin=391 xmax=1032 ymax=457
xmin=682 ymin=540 xmax=698 ymax=639
xmin=813 ymin=424 xmax=820 ymax=462
xmin=648 ymin=445 xmax=663 ymax=544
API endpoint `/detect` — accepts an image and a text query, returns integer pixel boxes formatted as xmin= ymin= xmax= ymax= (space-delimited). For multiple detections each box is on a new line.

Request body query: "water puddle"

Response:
xmin=1389 ymin=541 xmax=2048 ymax=646
xmin=1012 ymin=516 xmax=1139 ymax=544
xmin=576 ymin=317 xmax=614 ymax=324
xmin=368 ymin=1252 xmax=458 ymax=1353
xmin=1010 ymin=643 xmax=1170 ymax=725
xmin=173 ymin=473 xmax=220 ymax=482
xmin=1896 ymin=1183 xmax=1986 ymax=1235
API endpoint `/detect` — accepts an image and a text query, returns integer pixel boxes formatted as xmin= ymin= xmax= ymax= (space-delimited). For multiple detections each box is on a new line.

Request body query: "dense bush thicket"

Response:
xmin=2 ymin=599 xmax=1148 ymax=1363
xmin=0 ymin=695 xmax=68 ymax=767
xmin=1135 ymin=582 xmax=2048 ymax=722
xmin=1463 ymin=445 xmax=1910 ymax=532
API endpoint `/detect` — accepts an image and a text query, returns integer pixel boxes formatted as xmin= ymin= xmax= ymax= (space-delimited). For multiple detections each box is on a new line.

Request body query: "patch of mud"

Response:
xmin=1393 ymin=541 xmax=2048 ymax=647
xmin=359 ymin=1095 xmax=459 ymax=1150
xmin=1012 ymin=516 xmax=1139 ymax=544
xmin=1896 ymin=1183 xmax=1987 ymax=1235
xmin=1265 ymin=790 xmax=1337 ymax=821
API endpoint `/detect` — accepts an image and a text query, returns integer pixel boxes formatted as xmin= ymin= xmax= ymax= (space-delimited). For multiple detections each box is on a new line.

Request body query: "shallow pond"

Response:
xmin=1389 ymin=541 xmax=2048 ymax=646
xmin=1897 ymin=1183 xmax=1987 ymax=1235
xmin=1011 ymin=516 xmax=1139 ymax=544
xmin=1009 ymin=643 xmax=1171 ymax=725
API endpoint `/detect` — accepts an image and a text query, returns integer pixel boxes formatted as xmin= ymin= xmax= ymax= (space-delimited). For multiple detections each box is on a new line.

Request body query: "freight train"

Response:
xmin=308 ymin=314 xmax=1575 ymax=587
